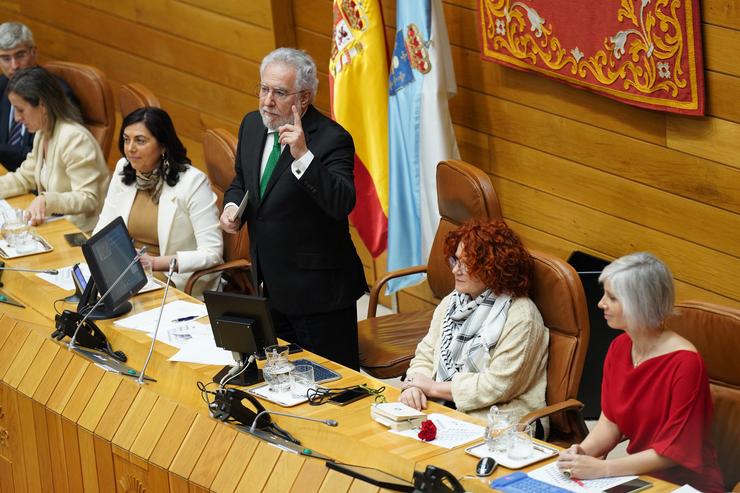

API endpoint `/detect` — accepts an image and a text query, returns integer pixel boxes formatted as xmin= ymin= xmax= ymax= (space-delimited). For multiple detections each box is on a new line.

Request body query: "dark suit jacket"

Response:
xmin=224 ymin=105 xmax=367 ymax=316
xmin=0 ymin=74 xmax=79 ymax=171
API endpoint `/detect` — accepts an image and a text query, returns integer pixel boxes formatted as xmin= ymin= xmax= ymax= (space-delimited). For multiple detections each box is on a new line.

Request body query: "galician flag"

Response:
xmin=387 ymin=0 xmax=460 ymax=292
xmin=329 ymin=0 xmax=389 ymax=258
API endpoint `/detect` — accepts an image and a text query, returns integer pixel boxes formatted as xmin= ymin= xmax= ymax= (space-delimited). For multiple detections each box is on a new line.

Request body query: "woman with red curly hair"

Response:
xmin=400 ymin=219 xmax=549 ymax=423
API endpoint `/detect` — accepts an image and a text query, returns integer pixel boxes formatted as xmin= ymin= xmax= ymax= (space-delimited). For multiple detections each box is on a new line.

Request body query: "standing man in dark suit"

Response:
xmin=220 ymin=48 xmax=367 ymax=370
xmin=0 ymin=22 xmax=78 ymax=171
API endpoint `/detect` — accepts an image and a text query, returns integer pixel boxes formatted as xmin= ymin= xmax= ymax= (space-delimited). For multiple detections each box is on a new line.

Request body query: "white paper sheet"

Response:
xmin=528 ymin=461 xmax=637 ymax=493
xmin=168 ymin=333 xmax=234 ymax=365
xmin=37 ymin=263 xmax=91 ymax=291
xmin=150 ymin=321 xmax=213 ymax=349
xmin=114 ymin=300 xmax=208 ymax=333
xmin=390 ymin=413 xmax=484 ymax=449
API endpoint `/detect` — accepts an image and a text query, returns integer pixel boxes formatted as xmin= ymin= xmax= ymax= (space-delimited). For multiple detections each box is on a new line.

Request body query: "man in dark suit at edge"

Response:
xmin=0 ymin=22 xmax=79 ymax=171
xmin=220 ymin=48 xmax=367 ymax=370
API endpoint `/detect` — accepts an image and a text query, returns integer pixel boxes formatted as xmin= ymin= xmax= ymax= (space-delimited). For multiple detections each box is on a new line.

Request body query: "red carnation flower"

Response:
xmin=417 ymin=420 xmax=437 ymax=441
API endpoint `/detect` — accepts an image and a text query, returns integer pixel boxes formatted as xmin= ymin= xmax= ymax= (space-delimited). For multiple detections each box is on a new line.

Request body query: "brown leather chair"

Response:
xmin=357 ymin=159 xmax=503 ymax=378
xmin=44 ymin=61 xmax=115 ymax=160
xmin=184 ymin=128 xmax=253 ymax=295
xmin=520 ymin=250 xmax=590 ymax=446
xmin=664 ymin=301 xmax=740 ymax=491
xmin=118 ymin=82 xmax=160 ymax=119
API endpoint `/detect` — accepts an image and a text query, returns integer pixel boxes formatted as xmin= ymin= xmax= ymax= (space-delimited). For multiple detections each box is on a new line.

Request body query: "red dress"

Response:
xmin=601 ymin=334 xmax=724 ymax=492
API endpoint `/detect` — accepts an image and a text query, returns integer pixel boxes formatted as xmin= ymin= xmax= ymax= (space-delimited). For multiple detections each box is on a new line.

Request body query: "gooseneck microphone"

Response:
xmin=250 ymin=410 xmax=338 ymax=433
xmin=137 ymin=257 xmax=177 ymax=385
xmin=68 ymin=246 xmax=147 ymax=349
xmin=0 ymin=266 xmax=59 ymax=275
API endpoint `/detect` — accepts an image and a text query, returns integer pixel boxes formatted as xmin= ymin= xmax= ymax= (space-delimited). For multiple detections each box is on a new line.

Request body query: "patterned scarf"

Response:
xmin=436 ymin=289 xmax=512 ymax=382
xmin=133 ymin=157 xmax=169 ymax=204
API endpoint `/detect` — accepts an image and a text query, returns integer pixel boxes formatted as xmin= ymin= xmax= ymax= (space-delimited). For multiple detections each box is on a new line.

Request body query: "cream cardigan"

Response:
xmin=0 ymin=120 xmax=108 ymax=232
xmin=406 ymin=294 xmax=549 ymax=424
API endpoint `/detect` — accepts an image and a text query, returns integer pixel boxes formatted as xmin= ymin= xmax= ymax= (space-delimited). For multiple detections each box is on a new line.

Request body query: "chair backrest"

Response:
xmin=202 ymin=128 xmax=249 ymax=265
xmin=664 ymin=301 xmax=740 ymax=491
xmin=44 ymin=61 xmax=115 ymax=159
xmin=427 ymin=159 xmax=503 ymax=298
xmin=118 ymin=82 xmax=160 ymax=119
xmin=529 ymin=250 xmax=590 ymax=442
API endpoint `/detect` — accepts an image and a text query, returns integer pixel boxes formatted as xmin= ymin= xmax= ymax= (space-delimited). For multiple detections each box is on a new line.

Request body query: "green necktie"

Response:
xmin=260 ymin=132 xmax=281 ymax=197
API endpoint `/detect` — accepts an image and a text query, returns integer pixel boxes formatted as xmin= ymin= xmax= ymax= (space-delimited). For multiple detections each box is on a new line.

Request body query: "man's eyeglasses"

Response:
xmin=256 ymin=84 xmax=304 ymax=102
xmin=0 ymin=49 xmax=32 ymax=64
xmin=447 ymin=256 xmax=469 ymax=274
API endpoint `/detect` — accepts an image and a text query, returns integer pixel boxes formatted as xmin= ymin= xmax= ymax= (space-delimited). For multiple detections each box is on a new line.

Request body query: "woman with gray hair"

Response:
xmin=557 ymin=252 xmax=723 ymax=492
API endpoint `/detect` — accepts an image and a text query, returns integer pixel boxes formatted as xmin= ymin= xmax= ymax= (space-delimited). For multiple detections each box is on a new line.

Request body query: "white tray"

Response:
xmin=247 ymin=383 xmax=308 ymax=407
xmin=465 ymin=440 xmax=558 ymax=469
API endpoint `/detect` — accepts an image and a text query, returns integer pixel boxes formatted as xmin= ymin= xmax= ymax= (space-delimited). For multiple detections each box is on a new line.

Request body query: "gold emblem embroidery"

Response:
xmin=404 ymin=23 xmax=432 ymax=74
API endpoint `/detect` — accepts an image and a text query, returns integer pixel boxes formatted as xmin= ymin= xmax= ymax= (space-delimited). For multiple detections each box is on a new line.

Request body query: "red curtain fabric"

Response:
xmin=477 ymin=0 xmax=705 ymax=115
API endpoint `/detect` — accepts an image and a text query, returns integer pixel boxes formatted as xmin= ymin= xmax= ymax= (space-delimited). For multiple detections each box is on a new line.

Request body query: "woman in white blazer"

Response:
xmin=94 ymin=107 xmax=223 ymax=297
xmin=0 ymin=67 xmax=108 ymax=232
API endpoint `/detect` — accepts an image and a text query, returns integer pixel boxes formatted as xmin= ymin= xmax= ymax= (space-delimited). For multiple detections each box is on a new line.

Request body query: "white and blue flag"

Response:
xmin=387 ymin=0 xmax=459 ymax=293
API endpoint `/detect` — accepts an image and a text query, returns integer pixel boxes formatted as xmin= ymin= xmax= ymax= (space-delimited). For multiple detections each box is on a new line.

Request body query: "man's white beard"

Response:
xmin=261 ymin=110 xmax=293 ymax=131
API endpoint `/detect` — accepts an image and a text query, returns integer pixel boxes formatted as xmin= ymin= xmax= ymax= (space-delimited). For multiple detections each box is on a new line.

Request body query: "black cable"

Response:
xmin=307 ymin=383 xmax=386 ymax=406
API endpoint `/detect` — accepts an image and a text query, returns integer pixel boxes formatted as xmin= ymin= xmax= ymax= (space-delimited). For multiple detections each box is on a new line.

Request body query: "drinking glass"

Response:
xmin=485 ymin=406 xmax=517 ymax=454
xmin=290 ymin=364 xmax=315 ymax=399
xmin=1 ymin=208 xmax=30 ymax=249
xmin=262 ymin=345 xmax=293 ymax=393
xmin=506 ymin=423 xmax=535 ymax=460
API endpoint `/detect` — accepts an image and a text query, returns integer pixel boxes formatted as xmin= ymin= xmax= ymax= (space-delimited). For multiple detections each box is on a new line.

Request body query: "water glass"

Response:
xmin=485 ymin=406 xmax=517 ymax=453
xmin=507 ymin=423 xmax=535 ymax=460
xmin=263 ymin=345 xmax=293 ymax=393
xmin=141 ymin=259 xmax=153 ymax=280
xmin=290 ymin=364 xmax=316 ymax=399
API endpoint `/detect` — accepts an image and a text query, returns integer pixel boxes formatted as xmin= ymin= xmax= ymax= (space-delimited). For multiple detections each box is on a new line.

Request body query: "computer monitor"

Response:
xmin=78 ymin=216 xmax=147 ymax=320
xmin=203 ymin=291 xmax=280 ymax=386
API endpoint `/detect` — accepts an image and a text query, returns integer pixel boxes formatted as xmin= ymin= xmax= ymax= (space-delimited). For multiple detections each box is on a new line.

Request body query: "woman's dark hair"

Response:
xmin=119 ymin=107 xmax=190 ymax=186
xmin=7 ymin=66 xmax=82 ymax=134
xmin=444 ymin=219 xmax=532 ymax=297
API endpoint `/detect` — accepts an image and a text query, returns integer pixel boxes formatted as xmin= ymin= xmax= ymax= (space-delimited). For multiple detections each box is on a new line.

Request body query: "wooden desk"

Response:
xmin=0 ymin=196 xmax=678 ymax=493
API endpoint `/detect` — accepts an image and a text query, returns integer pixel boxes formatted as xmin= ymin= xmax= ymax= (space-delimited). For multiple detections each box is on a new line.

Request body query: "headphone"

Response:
xmin=52 ymin=310 xmax=127 ymax=362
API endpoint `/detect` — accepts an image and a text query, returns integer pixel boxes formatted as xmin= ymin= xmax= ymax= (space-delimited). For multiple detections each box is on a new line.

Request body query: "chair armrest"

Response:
xmin=184 ymin=259 xmax=251 ymax=295
xmin=520 ymin=399 xmax=584 ymax=425
xmin=367 ymin=264 xmax=428 ymax=317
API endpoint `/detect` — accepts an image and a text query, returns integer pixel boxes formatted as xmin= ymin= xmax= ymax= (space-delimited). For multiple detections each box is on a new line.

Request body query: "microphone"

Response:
xmin=68 ymin=246 xmax=147 ymax=349
xmin=250 ymin=410 xmax=338 ymax=433
xmin=136 ymin=256 xmax=177 ymax=384
xmin=0 ymin=266 xmax=59 ymax=275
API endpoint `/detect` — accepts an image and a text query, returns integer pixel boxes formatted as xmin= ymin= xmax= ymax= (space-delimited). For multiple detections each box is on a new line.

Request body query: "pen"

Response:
xmin=171 ymin=315 xmax=198 ymax=323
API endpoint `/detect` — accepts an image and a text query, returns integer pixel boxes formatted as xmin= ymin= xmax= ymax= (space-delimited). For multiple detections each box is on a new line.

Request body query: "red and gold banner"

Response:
xmin=478 ymin=0 xmax=705 ymax=114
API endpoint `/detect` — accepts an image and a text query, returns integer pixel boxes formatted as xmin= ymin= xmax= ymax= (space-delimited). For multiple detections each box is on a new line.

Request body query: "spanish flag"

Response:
xmin=329 ymin=0 xmax=389 ymax=258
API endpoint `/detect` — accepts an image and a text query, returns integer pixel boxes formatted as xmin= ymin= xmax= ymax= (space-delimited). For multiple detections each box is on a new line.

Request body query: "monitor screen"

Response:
xmin=203 ymin=291 xmax=278 ymax=355
xmin=80 ymin=216 xmax=147 ymax=318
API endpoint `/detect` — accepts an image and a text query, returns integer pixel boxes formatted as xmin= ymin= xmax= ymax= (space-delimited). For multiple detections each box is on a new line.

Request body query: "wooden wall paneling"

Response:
xmin=29 ymin=0 xmax=262 ymax=94
xmin=486 ymin=137 xmax=740 ymax=257
xmin=705 ymin=71 xmax=740 ymax=123
xmin=31 ymin=345 xmax=74 ymax=406
xmin=234 ymin=441 xmax=284 ymax=492
xmin=68 ymin=0 xmax=275 ymax=63
xmin=209 ymin=432 xmax=260 ymax=492
xmin=703 ymin=0 xmax=740 ymax=29
xmin=148 ymin=404 xmax=198 ymax=472
xmin=703 ymin=24 xmax=740 ymax=77
xmin=442 ymin=1 xmax=479 ymax=50
xmin=111 ymin=388 xmax=159 ymax=452
xmin=289 ymin=457 xmax=330 ymax=493
xmin=44 ymin=413 xmax=72 ymax=493
xmin=450 ymin=88 xmax=740 ymax=212
xmin=270 ymin=0 xmax=297 ymax=47
xmin=449 ymin=45 xmax=667 ymax=145
xmin=129 ymin=396 xmax=179 ymax=462
xmin=60 ymin=416 xmax=85 ymax=492
xmin=178 ymin=0 xmax=273 ymax=28
xmin=187 ymin=421 xmax=238 ymax=489
xmin=27 ymin=23 xmax=256 ymax=127
xmin=0 ymin=382 xmax=27 ymax=493
xmin=46 ymin=355 xmax=91 ymax=415
xmin=666 ymin=115 xmax=740 ymax=169
xmin=0 ymin=458 xmax=13 ymax=493
xmin=490 ymin=176 xmax=740 ymax=301
xmin=0 ymin=315 xmax=15 ymax=349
